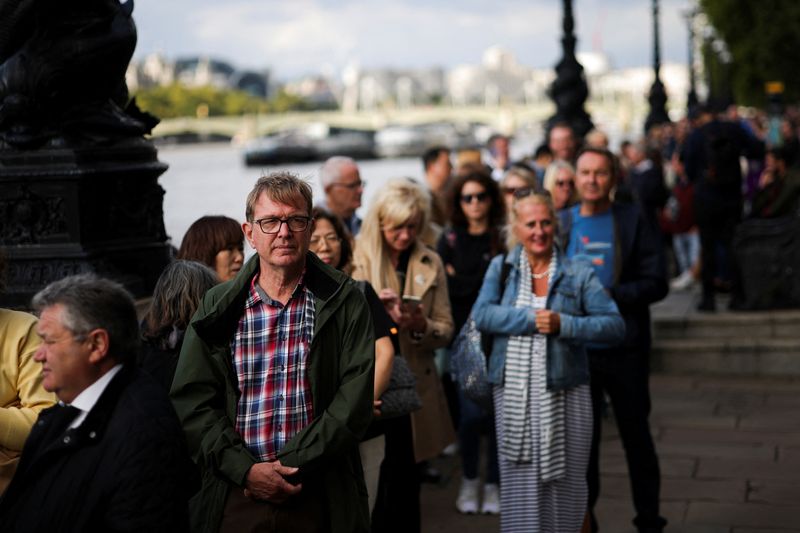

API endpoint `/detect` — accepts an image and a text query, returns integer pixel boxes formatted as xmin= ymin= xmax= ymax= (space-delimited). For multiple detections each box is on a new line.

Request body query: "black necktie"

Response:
xmin=42 ymin=404 xmax=81 ymax=444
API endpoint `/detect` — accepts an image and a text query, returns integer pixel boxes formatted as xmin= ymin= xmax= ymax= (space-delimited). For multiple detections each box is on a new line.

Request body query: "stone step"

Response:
xmin=653 ymin=311 xmax=800 ymax=340
xmin=652 ymin=338 xmax=800 ymax=376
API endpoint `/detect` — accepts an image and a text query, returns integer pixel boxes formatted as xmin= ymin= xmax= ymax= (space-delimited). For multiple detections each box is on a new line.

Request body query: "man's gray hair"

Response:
xmin=319 ymin=156 xmax=356 ymax=188
xmin=32 ymin=274 xmax=140 ymax=363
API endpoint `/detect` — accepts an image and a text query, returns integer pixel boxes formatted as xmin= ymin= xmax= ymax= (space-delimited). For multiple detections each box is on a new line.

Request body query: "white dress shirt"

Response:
xmin=67 ymin=364 xmax=123 ymax=429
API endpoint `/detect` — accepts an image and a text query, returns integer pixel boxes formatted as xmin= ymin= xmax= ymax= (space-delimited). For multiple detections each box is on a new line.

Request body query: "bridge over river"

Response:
xmin=152 ymin=98 xmax=671 ymax=147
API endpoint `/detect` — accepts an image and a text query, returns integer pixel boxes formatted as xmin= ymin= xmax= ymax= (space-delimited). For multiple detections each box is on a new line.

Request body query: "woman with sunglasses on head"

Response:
xmin=352 ymin=179 xmax=455 ymax=533
xmin=472 ymin=191 xmax=624 ymax=532
xmin=436 ymin=168 xmax=505 ymax=515
xmin=308 ymin=207 xmax=396 ymax=519
xmin=501 ymin=165 xmax=541 ymax=216
xmin=543 ymin=160 xmax=579 ymax=212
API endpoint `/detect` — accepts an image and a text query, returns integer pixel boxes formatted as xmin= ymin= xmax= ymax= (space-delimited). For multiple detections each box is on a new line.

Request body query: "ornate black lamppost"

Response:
xmin=645 ymin=0 xmax=671 ymax=132
xmin=0 ymin=3 xmax=170 ymax=308
xmin=547 ymin=0 xmax=593 ymax=139
xmin=683 ymin=6 xmax=699 ymax=112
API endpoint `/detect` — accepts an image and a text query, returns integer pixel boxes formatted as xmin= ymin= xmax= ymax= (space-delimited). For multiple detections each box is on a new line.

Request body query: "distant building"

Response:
xmin=125 ymin=48 xmax=688 ymax=127
xmin=126 ymin=53 xmax=270 ymax=98
xmin=575 ymin=51 xmax=689 ymax=112
xmin=341 ymin=65 xmax=446 ymax=111
xmin=448 ymin=46 xmax=542 ymax=106
xmin=174 ymin=57 xmax=235 ymax=89
xmin=284 ymin=76 xmax=339 ymax=109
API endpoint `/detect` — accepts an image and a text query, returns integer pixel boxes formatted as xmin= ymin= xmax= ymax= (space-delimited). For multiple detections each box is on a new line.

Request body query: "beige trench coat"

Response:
xmin=353 ymin=243 xmax=455 ymax=463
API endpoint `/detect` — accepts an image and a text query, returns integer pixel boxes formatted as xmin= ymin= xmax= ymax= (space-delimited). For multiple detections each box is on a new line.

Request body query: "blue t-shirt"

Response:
xmin=565 ymin=205 xmax=615 ymax=289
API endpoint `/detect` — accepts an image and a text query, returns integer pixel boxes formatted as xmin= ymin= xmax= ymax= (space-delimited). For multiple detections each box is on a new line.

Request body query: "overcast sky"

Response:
xmin=131 ymin=0 xmax=694 ymax=80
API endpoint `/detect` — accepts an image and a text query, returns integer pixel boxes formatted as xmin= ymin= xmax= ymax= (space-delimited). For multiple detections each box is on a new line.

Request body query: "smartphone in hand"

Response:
xmin=401 ymin=295 xmax=422 ymax=312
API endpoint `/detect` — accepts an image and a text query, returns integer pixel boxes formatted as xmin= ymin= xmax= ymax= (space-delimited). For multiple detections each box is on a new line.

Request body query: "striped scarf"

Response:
xmin=500 ymin=252 xmax=567 ymax=482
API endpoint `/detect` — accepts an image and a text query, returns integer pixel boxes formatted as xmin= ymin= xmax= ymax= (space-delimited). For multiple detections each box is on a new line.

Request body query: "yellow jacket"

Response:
xmin=1 ymin=309 xmax=56 ymax=490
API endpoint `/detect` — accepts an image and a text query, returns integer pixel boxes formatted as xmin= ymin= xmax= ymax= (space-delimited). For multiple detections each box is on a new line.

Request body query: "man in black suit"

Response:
xmin=0 ymin=274 xmax=192 ymax=532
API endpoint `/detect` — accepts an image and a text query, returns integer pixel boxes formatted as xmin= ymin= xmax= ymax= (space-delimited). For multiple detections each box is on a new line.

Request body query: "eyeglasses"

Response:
xmin=555 ymin=180 xmax=575 ymax=188
xmin=309 ymin=234 xmax=342 ymax=246
xmin=330 ymin=180 xmax=365 ymax=190
xmin=460 ymin=192 xmax=489 ymax=204
xmin=253 ymin=216 xmax=311 ymax=234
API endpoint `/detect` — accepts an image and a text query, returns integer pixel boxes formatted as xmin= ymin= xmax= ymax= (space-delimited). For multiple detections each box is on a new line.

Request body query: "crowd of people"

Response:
xmin=1 ymin=102 xmax=799 ymax=533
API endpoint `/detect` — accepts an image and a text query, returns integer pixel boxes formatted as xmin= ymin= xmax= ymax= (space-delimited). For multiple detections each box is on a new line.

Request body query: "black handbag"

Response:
xmin=379 ymin=354 xmax=422 ymax=419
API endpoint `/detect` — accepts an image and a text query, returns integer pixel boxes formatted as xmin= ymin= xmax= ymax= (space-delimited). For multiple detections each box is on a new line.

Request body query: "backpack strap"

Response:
xmin=480 ymin=253 xmax=512 ymax=357
xmin=558 ymin=208 xmax=574 ymax=251
xmin=499 ymin=254 xmax=511 ymax=290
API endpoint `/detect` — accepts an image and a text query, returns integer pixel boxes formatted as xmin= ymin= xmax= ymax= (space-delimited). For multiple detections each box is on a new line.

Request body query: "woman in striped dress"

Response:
xmin=472 ymin=192 xmax=625 ymax=532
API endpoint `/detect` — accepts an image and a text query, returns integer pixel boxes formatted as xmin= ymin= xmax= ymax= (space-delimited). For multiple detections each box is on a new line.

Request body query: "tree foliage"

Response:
xmin=700 ymin=0 xmax=800 ymax=106
xmin=132 ymin=85 xmax=315 ymax=119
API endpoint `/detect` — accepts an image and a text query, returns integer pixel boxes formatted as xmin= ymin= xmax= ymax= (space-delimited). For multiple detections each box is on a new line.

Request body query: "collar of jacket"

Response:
xmin=40 ymin=363 xmax=136 ymax=451
xmin=403 ymin=241 xmax=439 ymax=296
xmin=192 ymin=251 xmax=350 ymax=343
xmin=504 ymin=244 xmax=579 ymax=301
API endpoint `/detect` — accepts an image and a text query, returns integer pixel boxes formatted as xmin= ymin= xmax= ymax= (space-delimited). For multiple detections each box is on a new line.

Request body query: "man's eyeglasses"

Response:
xmin=310 ymin=234 xmax=342 ymax=246
xmin=253 ymin=216 xmax=311 ymax=234
xmin=330 ymin=180 xmax=365 ymax=190
xmin=460 ymin=192 xmax=489 ymax=204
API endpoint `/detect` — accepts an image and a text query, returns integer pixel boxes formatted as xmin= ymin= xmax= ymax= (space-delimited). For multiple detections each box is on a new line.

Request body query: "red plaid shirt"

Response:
xmin=231 ymin=274 xmax=315 ymax=461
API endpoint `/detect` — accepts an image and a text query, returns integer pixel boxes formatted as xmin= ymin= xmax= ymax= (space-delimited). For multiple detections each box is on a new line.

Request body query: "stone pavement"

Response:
xmin=420 ymin=289 xmax=800 ymax=532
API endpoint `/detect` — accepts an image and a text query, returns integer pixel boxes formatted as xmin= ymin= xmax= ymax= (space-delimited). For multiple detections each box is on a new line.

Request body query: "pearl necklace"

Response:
xmin=531 ymin=270 xmax=549 ymax=280
xmin=531 ymin=257 xmax=553 ymax=280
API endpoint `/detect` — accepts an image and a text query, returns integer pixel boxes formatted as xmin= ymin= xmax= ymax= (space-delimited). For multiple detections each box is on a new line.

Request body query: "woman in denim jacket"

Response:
xmin=472 ymin=191 xmax=624 ymax=533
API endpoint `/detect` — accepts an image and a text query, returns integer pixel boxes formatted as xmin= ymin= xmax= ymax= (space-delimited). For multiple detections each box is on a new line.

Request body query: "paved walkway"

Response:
xmin=420 ymin=290 xmax=800 ymax=532
xmin=421 ymin=373 xmax=800 ymax=532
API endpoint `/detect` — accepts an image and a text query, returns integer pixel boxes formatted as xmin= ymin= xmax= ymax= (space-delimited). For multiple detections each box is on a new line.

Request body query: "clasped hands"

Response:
xmin=244 ymin=460 xmax=302 ymax=504
xmin=534 ymin=309 xmax=560 ymax=335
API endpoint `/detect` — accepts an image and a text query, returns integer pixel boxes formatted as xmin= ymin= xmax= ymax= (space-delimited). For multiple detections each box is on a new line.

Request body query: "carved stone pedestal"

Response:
xmin=0 ymin=138 xmax=171 ymax=308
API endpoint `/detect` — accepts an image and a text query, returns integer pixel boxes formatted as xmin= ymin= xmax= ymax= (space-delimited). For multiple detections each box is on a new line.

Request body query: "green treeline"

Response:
xmin=701 ymin=0 xmax=800 ymax=106
xmin=133 ymin=85 xmax=317 ymax=119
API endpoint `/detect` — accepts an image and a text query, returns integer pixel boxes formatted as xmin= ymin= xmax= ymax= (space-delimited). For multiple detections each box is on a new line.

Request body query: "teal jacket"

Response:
xmin=170 ymin=252 xmax=375 ymax=533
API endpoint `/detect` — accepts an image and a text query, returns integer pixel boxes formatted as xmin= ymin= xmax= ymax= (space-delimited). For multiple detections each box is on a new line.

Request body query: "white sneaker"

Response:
xmin=670 ymin=271 xmax=695 ymax=291
xmin=480 ymin=483 xmax=500 ymax=515
xmin=456 ymin=477 xmax=480 ymax=514
xmin=441 ymin=442 xmax=459 ymax=457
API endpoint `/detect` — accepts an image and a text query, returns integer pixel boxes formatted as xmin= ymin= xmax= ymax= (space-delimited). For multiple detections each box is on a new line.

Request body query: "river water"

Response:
xmin=157 ymin=143 xmax=422 ymax=251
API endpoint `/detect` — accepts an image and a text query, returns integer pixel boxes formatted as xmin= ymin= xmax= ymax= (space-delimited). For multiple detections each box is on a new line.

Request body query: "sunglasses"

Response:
xmin=512 ymin=187 xmax=551 ymax=199
xmin=556 ymin=180 xmax=575 ymax=188
xmin=460 ymin=192 xmax=489 ymax=203
xmin=502 ymin=186 xmax=525 ymax=196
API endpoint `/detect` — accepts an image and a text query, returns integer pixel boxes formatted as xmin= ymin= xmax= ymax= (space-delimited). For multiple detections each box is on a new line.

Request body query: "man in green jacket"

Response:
xmin=171 ymin=172 xmax=375 ymax=533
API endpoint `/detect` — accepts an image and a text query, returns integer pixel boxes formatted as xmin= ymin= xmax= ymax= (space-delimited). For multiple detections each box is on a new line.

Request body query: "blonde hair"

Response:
xmin=502 ymin=165 xmax=539 ymax=190
xmin=353 ymin=179 xmax=431 ymax=293
xmin=542 ymin=161 xmax=579 ymax=207
xmin=504 ymin=192 xmax=558 ymax=251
